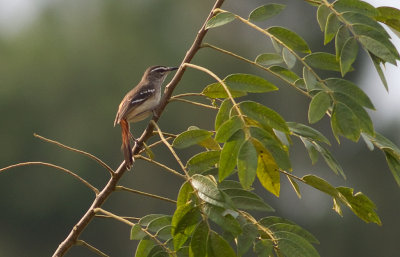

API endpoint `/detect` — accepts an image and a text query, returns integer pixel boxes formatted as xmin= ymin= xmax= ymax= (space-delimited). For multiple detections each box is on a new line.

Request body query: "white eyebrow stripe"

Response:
xmin=151 ymin=67 xmax=168 ymax=73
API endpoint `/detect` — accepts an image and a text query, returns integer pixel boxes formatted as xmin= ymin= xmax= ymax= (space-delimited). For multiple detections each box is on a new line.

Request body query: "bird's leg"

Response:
xmin=152 ymin=109 xmax=159 ymax=120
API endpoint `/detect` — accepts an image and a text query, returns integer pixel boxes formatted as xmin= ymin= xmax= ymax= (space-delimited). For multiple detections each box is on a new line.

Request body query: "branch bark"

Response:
xmin=52 ymin=0 xmax=225 ymax=256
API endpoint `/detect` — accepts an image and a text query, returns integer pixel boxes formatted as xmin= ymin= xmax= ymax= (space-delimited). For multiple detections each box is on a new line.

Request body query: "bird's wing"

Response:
xmin=114 ymin=83 xmax=155 ymax=126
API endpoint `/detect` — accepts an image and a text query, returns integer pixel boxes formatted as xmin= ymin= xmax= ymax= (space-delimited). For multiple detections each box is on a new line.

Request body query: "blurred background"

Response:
xmin=0 ymin=0 xmax=399 ymax=256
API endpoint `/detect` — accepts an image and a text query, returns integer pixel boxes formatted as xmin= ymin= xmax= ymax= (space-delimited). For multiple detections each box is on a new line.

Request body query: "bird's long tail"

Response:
xmin=120 ymin=119 xmax=133 ymax=169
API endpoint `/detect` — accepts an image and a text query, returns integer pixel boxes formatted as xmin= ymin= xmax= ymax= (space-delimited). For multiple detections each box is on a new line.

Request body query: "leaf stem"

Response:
xmin=134 ymin=155 xmax=186 ymax=179
xmin=202 ymin=43 xmax=311 ymax=98
xmin=75 ymin=240 xmax=110 ymax=257
xmin=169 ymin=97 xmax=219 ymax=110
xmin=115 ymin=185 xmax=177 ymax=204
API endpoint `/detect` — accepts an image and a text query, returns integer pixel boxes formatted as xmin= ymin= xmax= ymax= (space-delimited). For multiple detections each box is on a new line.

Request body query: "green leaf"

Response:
xmin=131 ymin=224 xmax=146 ymax=240
xmin=367 ymin=133 xmax=400 ymax=157
xmin=219 ymin=130 xmax=245 ymax=181
xmin=282 ymin=48 xmax=296 ymax=69
xmin=313 ymin=142 xmax=346 ymax=178
xmin=254 ymin=239 xmax=274 ymax=257
xmin=325 ymin=13 xmax=341 ymax=44
xmin=385 ymin=152 xmax=400 ymax=187
xmin=255 ymin=53 xmax=284 ymax=66
xmin=270 ymin=65 xmax=300 ymax=83
xmin=301 ymin=138 xmax=320 ymax=165
xmin=156 ymin=226 xmax=173 ymax=241
xmin=171 ymin=203 xmax=201 ymax=250
xmin=222 ymin=188 xmax=274 ymax=212
xmin=303 ymin=175 xmax=340 ymax=198
xmin=352 ymin=24 xmax=399 ymax=59
xmin=218 ymin=180 xmax=245 ymax=190
xmin=207 ymin=231 xmax=237 ymax=257
xmin=250 ymin=127 xmax=291 ymax=171
xmin=369 ymin=53 xmax=388 ymax=91
xmin=257 ymin=150 xmax=280 ymax=197
xmin=333 ymin=0 xmax=378 ymax=17
xmin=308 ymin=91 xmax=331 ymax=124
xmin=190 ymin=221 xmax=208 ymax=257
xmin=358 ymin=35 xmax=397 ymax=65
xmin=192 ymin=174 xmax=228 ymax=207
xmin=336 ymin=187 xmax=381 ymax=225
xmin=333 ymin=93 xmax=374 ymax=135
xmin=202 ymin=82 xmax=247 ymax=99
xmin=304 ymin=52 xmax=341 ymax=71
xmin=287 ymin=122 xmax=330 ymax=145
xmin=267 ymin=26 xmax=311 ymax=53
xmin=325 ymin=78 xmax=374 ymax=109
xmin=287 ymin=175 xmax=302 ymax=198
xmin=240 ymin=101 xmax=289 ymax=133
xmin=135 ymin=238 xmax=156 ymax=257
xmin=173 ymin=129 xmax=213 ymax=149
xmin=140 ymin=214 xmax=165 ymax=226
xmin=187 ymin=150 xmax=221 ymax=175
xmin=147 ymin=216 xmax=172 ymax=233
xmin=259 ymin=216 xmax=296 ymax=227
xmin=215 ymin=99 xmax=233 ymax=131
xmin=275 ymin=231 xmax=320 ymax=257
xmin=249 ymin=4 xmax=286 ymax=22
xmin=376 ymin=6 xmax=400 ymax=33
xmin=340 ymin=37 xmax=358 ymax=76
xmin=331 ymin=102 xmax=360 ymax=142
xmin=335 ymin=25 xmax=350 ymax=60
xmin=225 ymin=73 xmax=279 ymax=93
xmin=202 ymin=204 xmax=242 ymax=236
xmin=177 ymin=182 xmax=194 ymax=208
xmin=269 ymin=223 xmax=319 ymax=244
xmin=237 ymin=139 xmax=258 ymax=189
xmin=303 ymin=67 xmax=320 ymax=92
xmin=215 ymin=116 xmax=244 ymax=142
xmin=206 ymin=12 xmax=236 ymax=29
xmin=317 ymin=4 xmax=331 ymax=32
xmin=342 ymin=11 xmax=389 ymax=37
xmin=237 ymin=223 xmax=258 ymax=256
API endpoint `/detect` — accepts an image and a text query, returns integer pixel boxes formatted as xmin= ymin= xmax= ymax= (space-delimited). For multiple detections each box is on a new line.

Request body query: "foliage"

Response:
xmin=1 ymin=0 xmax=399 ymax=256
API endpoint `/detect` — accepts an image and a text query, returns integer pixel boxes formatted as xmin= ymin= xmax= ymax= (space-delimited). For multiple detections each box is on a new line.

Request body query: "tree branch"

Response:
xmin=51 ymin=0 xmax=225 ymax=255
xmin=34 ymin=133 xmax=115 ymax=177
xmin=0 ymin=161 xmax=99 ymax=195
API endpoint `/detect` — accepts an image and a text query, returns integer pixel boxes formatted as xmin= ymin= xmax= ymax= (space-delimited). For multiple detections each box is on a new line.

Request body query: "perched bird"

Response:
xmin=114 ymin=65 xmax=178 ymax=169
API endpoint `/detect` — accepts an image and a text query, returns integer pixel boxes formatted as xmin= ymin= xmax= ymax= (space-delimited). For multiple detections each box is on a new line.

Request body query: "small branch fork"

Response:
xmin=49 ymin=0 xmax=225 ymax=256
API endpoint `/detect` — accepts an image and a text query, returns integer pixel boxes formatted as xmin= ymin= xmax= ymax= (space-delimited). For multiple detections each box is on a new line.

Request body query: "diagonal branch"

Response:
xmin=51 ymin=1 xmax=225 ymax=256
xmin=34 ymin=133 xmax=115 ymax=177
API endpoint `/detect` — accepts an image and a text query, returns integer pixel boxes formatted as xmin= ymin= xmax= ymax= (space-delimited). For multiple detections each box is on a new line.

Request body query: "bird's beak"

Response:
xmin=168 ymin=67 xmax=179 ymax=72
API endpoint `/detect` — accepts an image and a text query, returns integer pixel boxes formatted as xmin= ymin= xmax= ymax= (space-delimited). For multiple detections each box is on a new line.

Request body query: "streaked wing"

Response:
xmin=114 ymin=83 xmax=155 ymax=125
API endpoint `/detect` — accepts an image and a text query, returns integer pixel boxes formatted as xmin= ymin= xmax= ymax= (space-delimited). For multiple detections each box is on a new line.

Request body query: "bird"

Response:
xmin=114 ymin=65 xmax=178 ymax=169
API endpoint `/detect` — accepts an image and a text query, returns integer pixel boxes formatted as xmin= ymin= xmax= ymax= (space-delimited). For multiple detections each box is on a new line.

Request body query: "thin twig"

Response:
xmin=169 ymin=97 xmax=219 ymax=110
xmin=279 ymin=169 xmax=305 ymax=182
xmin=116 ymin=186 xmax=177 ymax=204
xmin=75 ymin=240 xmax=110 ymax=257
xmin=52 ymin=1 xmax=225 ymax=255
xmin=202 ymin=43 xmax=311 ymax=98
xmin=172 ymin=92 xmax=207 ymax=98
xmin=0 ymin=162 xmax=99 ymax=195
xmin=151 ymin=121 xmax=190 ymax=178
xmin=34 ymin=133 xmax=114 ymax=177
xmin=94 ymin=208 xmax=176 ymax=256
xmin=134 ymin=155 xmax=186 ymax=179
xmin=95 ymin=214 xmax=140 ymax=221
xmin=183 ymin=63 xmax=245 ymax=122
